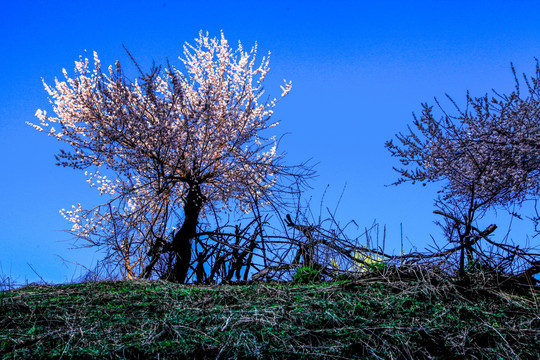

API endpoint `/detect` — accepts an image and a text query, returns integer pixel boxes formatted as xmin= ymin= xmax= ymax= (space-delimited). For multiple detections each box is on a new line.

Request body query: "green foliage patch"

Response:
xmin=292 ymin=266 xmax=323 ymax=284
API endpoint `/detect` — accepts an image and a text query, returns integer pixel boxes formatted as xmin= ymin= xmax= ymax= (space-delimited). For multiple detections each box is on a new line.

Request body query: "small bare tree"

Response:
xmin=386 ymin=62 xmax=540 ymax=277
xmin=30 ymin=31 xmax=311 ymax=283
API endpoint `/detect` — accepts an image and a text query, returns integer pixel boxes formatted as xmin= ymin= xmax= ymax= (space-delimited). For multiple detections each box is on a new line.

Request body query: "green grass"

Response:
xmin=1 ymin=268 xmax=539 ymax=359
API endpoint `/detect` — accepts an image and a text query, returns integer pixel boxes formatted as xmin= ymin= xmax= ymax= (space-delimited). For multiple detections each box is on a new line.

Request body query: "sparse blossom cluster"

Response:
xmin=386 ymin=65 xmax=540 ymax=273
xmin=386 ymin=63 xmax=540 ymax=213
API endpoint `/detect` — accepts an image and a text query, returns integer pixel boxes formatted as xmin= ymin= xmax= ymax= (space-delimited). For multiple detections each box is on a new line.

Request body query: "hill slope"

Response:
xmin=1 ymin=270 xmax=539 ymax=359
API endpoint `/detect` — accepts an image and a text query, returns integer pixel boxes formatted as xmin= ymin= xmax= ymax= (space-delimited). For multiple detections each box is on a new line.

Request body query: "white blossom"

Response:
xmin=30 ymin=31 xmax=293 ymax=279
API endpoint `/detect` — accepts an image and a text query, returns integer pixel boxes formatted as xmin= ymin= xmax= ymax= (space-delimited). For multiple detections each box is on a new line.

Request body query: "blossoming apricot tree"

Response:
xmin=30 ymin=31 xmax=298 ymax=283
xmin=386 ymin=63 xmax=540 ymax=275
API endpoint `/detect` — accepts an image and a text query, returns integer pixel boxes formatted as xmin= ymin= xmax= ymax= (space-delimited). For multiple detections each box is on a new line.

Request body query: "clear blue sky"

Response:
xmin=2 ymin=0 xmax=540 ymax=285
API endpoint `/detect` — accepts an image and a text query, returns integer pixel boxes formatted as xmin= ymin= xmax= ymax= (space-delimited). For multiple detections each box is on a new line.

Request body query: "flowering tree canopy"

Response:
xmin=30 ymin=31 xmax=296 ymax=283
xmin=386 ymin=63 xmax=540 ymax=274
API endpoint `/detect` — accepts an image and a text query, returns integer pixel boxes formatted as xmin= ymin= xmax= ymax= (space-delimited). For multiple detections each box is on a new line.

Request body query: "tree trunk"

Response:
xmin=169 ymin=182 xmax=204 ymax=283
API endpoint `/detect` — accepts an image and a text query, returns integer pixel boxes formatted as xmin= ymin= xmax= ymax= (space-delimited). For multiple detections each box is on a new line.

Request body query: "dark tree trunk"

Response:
xmin=169 ymin=182 xmax=204 ymax=283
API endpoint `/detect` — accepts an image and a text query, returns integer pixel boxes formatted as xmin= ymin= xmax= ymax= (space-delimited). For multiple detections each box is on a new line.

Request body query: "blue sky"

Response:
xmin=2 ymin=0 xmax=540 ymax=285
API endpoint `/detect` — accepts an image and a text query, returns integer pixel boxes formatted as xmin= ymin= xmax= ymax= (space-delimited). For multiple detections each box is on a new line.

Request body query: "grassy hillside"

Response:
xmin=1 ymin=268 xmax=539 ymax=359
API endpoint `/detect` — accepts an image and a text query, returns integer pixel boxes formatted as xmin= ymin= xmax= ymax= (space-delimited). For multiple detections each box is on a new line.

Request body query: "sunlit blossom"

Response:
xmin=30 ymin=31 xmax=292 ymax=280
